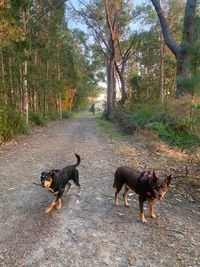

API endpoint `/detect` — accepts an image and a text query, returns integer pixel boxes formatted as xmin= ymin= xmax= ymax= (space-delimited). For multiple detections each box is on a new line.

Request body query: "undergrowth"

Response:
xmin=0 ymin=108 xmax=74 ymax=144
xmin=109 ymin=98 xmax=200 ymax=155
xmin=95 ymin=115 xmax=128 ymax=140
xmin=0 ymin=106 xmax=28 ymax=143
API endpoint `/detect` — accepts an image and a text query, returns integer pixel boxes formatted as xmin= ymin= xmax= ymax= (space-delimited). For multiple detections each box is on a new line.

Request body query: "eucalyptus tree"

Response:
xmin=151 ymin=0 xmax=198 ymax=98
xmin=68 ymin=0 xmax=136 ymax=116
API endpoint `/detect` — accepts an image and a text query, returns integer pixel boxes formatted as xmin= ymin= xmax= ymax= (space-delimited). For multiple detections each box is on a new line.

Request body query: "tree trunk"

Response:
xmin=44 ymin=61 xmax=49 ymax=116
xmin=22 ymin=8 xmax=29 ymax=124
xmin=0 ymin=47 xmax=7 ymax=103
xmin=22 ymin=59 xmax=29 ymax=124
xmin=176 ymin=47 xmax=189 ymax=97
xmin=19 ymin=65 xmax=23 ymax=114
xmin=107 ymin=58 xmax=115 ymax=115
xmin=105 ymin=0 xmax=117 ymax=116
xmin=159 ymin=35 xmax=165 ymax=103
xmin=8 ymin=57 xmax=14 ymax=106
xmin=115 ymin=60 xmax=128 ymax=106
xmin=57 ymin=62 xmax=62 ymax=119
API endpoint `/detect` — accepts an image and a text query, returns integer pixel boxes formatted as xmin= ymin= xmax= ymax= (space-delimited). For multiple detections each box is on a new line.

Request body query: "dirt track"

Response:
xmin=0 ymin=113 xmax=199 ymax=267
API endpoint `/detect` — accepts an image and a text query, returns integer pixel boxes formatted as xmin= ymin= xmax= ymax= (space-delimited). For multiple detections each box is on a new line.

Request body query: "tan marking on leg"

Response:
xmin=123 ymin=186 xmax=130 ymax=208
xmin=115 ymin=191 xmax=119 ymax=206
xmin=149 ymin=200 xmax=156 ymax=219
xmin=57 ymin=199 xmax=62 ymax=209
xmin=140 ymin=212 xmax=147 ymax=223
xmin=139 ymin=199 xmax=147 ymax=223
xmin=45 ymin=201 xmax=56 ymax=213
xmin=76 ymin=185 xmax=81 ymax=197
xmin=66 ymin=183 xmax=72 ymax=193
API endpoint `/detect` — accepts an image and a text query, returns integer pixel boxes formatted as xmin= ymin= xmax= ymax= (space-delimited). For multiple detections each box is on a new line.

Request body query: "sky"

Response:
xmin=67 ymin=0 xmax=149 ymax=32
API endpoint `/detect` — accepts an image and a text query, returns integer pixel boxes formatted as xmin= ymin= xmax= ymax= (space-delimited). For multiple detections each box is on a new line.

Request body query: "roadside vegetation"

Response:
xmin=97 ymin=97 xmax=200 ymax=163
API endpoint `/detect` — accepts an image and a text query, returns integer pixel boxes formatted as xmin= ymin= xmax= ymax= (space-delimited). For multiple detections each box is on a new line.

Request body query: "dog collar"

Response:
xmin=146 ymin=191 xmax=151 ymax=197
xmin=142 ymin=171 xmax=153 ymax=179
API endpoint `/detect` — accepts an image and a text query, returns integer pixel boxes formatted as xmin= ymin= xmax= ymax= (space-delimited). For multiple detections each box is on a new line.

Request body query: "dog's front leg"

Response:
xmin=139 ymin=197 xmax=147 ymax=223
xmin=56 ymin=198 xmax=62 ymax=209
xmin=149 ymin=200 xmax=156 ymax=219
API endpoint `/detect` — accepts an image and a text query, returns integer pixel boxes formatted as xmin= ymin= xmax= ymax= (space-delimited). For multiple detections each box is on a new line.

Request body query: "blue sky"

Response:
xmin=67 ymin=0 xmax=149 ymax=31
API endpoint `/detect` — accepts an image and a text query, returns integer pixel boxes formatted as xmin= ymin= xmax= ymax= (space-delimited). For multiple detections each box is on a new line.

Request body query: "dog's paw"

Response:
xmin=125 ymin=204 xmax=130 ymax=208
xmin=76 ymin=192 xmax=81 ymax=197
xmin=142 ymin=218 xmax=147 ymax=223
xmin=45 ymin=208 xmax=52 ymax=213
xmin=151 ymin=213 xmax=157 ymax=219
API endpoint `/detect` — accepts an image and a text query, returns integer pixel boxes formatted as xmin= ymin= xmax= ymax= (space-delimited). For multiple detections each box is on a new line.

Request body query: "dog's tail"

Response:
xmin=75 ymin=153 xmax=81 ymax=167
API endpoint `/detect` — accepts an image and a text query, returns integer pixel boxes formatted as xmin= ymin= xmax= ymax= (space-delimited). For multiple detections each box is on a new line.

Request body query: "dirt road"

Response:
xmin=0 ymin=113 xmax=199 ymax=267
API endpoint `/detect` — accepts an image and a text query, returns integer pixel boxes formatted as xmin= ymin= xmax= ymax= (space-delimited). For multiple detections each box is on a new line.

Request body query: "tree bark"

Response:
xmin=0 ymin=47 xmax=7 ymax=104
xmin=22 ymin=8 xmax=29 ymax=124
xmin=57 ymin=62 xmax=62 ymax=119
xmin=159 ymin=35 xmax=165 ymax=103
xmin=115 ymin=60 xmax=128 ymax=106
xmin=107 ymin=58 xmax=115 ymax=114
xmin=105 ymin=0 xmax=117 ymax=116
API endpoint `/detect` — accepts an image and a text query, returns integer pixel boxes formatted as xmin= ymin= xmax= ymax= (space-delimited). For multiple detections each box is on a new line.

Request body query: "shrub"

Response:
xmin=29 ymin=112 xmax=48 ymax=126
xmin=47 ymin=111 xmax=60 ymax=121
xmin=62 ymin=111 xmax=73 ymax=119
xmin=0 ymin=107 xmax=28 ymax=142
xmin=111 ymin=100 xmax=200 ymax=152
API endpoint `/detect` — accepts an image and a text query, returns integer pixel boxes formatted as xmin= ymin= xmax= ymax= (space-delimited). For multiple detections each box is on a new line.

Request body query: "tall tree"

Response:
xmin=69 ymin=0 xmax=135 ymax=115
xmin=151 ymin=0 xmax=197 ymax=98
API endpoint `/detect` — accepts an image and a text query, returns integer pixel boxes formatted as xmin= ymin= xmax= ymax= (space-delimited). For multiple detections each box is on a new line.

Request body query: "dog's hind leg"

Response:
xmin=76 ymin=185 xmax=81 ymax=197
xmin=115 ymin=183 xmax=123 ymax=206
xmin=45 ymin=200 xmax=56 ymax=213
xmin=123 ymin=186 xmax=131 ymax=208
xmin=139 ymin=197 xmax=147 ymax=223
xmin=66 ymin=183 xmax=72 ymax=193
xmin=73 ymin=171 xmax=81 ymax=197
xmin=149 ymin=200 xmax=156 ymax=219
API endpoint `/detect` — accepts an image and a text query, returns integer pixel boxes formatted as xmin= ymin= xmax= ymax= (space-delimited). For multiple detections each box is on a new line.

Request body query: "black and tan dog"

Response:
xmin=41 ymin=153 xmax=81 ymax=213
xmin=113 ymin=166 xmax=171 ymax=223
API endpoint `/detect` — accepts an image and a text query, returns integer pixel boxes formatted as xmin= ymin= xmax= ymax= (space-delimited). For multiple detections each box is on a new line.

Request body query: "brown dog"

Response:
xmin=113 ymin=166 xmax=171 ymax=223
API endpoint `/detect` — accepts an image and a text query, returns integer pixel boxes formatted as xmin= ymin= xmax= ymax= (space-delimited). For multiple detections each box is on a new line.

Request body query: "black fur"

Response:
xmin=40 ymin=154 xmax=81 ymax=213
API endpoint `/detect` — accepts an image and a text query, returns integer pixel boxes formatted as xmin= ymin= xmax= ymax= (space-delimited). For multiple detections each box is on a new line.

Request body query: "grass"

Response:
xmin=95 ymin=115 xmax=129 ymax=140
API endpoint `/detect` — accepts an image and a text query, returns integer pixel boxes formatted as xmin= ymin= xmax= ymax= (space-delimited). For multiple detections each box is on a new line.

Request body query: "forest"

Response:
xmin=0 ymin=0 xmax=200 ymax=160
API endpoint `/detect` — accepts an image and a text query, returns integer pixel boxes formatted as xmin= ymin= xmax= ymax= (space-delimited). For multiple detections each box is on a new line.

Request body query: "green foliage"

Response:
xmin=111 ymin=101 xmax=200 ymax=152
xmin=95 ymin=115 xmax=127 ymax=140
xmin=29 ymin=112 xmax=48 ymax=126
xmin=153 ymin=122 xmax=200 ymax=150
xmin=47 ymin=111 xmax=60 ymax=121
xmin=62 ymin=111 xmax=73 ymax=119
xmin=0 ymin=105 xmax=28 ymax=142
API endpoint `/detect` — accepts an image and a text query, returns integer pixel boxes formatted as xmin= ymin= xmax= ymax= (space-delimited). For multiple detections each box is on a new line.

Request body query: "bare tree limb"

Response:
xmin=151 ymin=0 xmax=179 ymax=57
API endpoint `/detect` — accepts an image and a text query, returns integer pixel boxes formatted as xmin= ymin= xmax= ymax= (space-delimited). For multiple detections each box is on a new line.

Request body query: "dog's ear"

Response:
xmin=152 ymin=171 xmax=157 ymax=184
xmin=165 ymin=175 xmax=172 ymax=186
